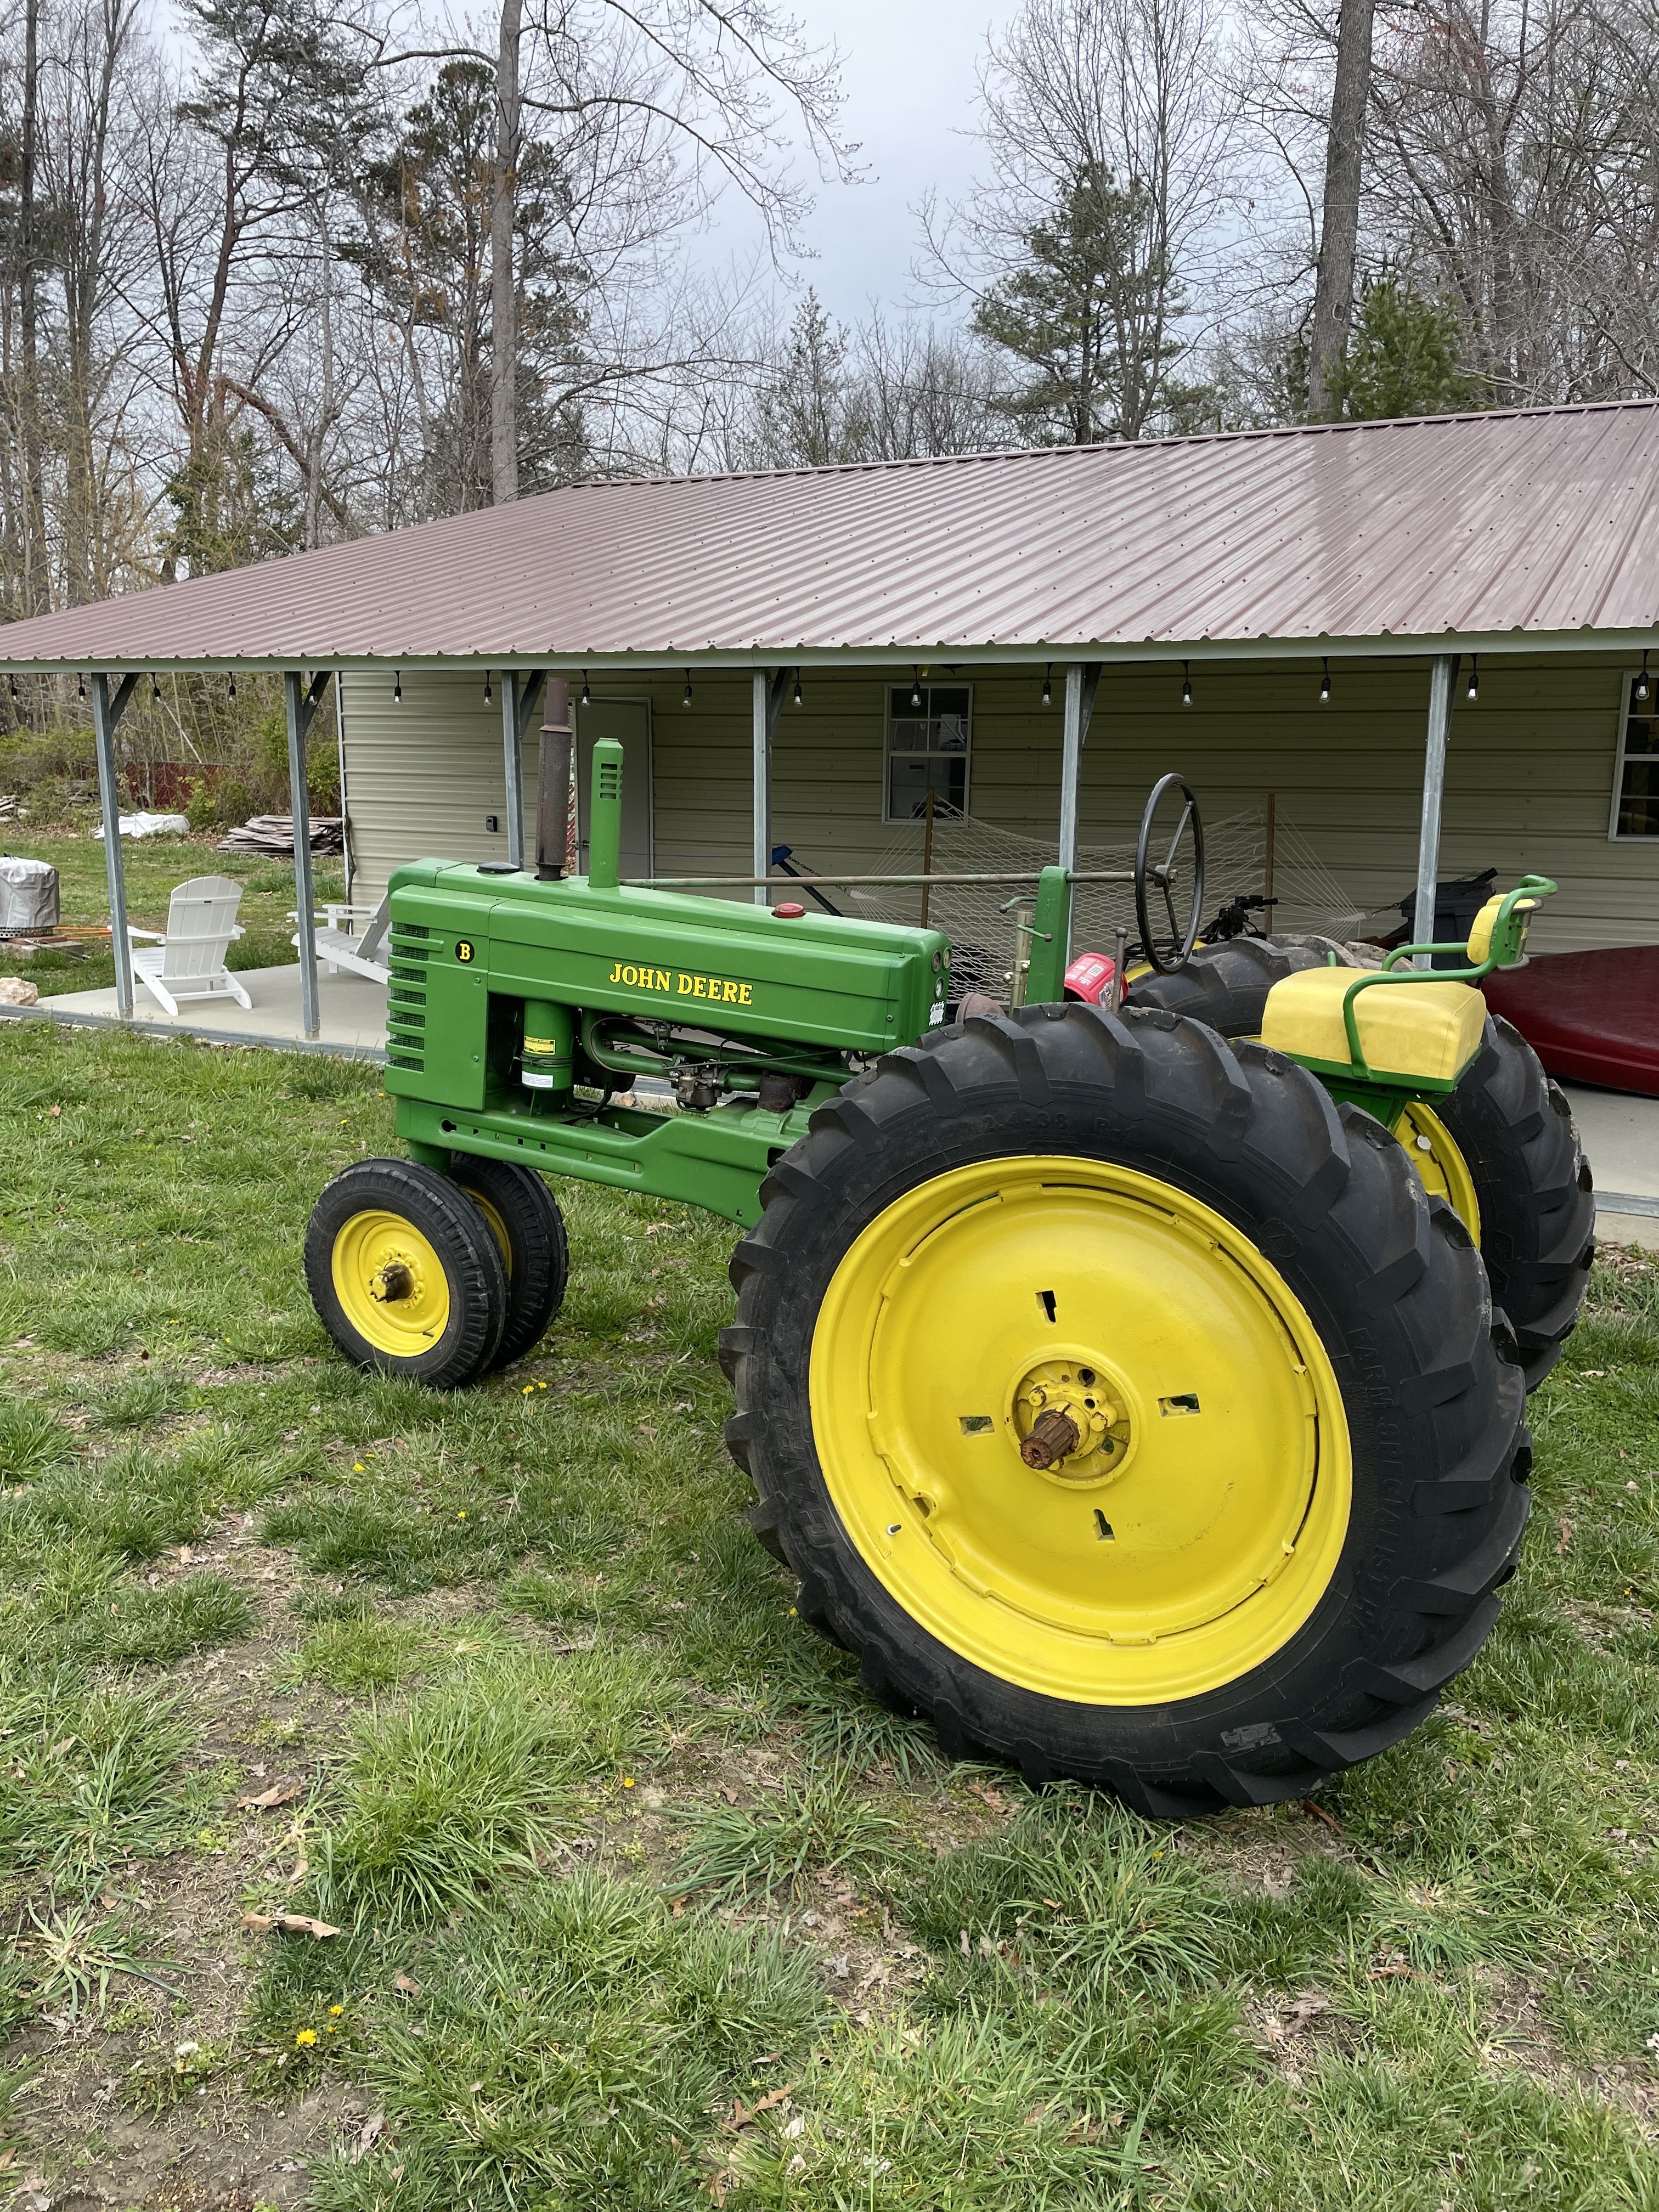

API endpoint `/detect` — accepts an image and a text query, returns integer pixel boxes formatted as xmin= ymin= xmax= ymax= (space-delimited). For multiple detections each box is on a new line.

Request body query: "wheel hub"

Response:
xmin=1012 ymin=1355 xmax=1133 ymax=1482
xmin=370 ymin=1257 xmax=416 ymax=1303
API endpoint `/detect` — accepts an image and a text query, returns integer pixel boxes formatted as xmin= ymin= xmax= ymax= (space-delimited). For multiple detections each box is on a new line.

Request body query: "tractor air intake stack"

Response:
xmin=586 ymin=735 xmax=624 ymax=891
xmin=534 ymin=680 xmax=573 ymax=881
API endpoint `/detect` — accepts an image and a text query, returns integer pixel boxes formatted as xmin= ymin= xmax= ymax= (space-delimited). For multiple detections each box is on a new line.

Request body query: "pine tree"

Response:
xmin=971 ymin=162 xmax=1180 ymax=444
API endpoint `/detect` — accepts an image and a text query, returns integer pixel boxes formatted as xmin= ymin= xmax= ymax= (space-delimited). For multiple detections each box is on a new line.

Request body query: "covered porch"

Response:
xmin=0 ymin=405 xmax=1654 ymax=1246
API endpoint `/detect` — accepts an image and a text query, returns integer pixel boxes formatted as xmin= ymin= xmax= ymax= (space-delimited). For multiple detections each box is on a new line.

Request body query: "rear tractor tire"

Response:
xmin=449 ymin=1155 xmax=570 ymax=1370
xmin=723 ymin=1001 xmax=1531 ymax=1813
xmin=1128 ymin=938 xmax=1596 ymax=1390
xmin=306 ymin=1157 xmax=507 ymax=1389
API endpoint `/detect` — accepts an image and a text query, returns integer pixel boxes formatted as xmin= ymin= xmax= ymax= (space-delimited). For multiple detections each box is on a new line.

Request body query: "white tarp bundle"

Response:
xmin=92 ymin=811 xmax=189 ymax=840
xmin=0 ymin=856 xmax=59 ymax=932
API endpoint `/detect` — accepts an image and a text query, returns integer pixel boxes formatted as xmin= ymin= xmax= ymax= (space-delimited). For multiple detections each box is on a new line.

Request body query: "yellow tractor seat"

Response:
xmin=1261 ymin=967 xmax=1487 ymax=1090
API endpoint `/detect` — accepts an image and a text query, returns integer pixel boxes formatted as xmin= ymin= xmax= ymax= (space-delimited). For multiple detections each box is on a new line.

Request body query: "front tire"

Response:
xmin=723 ymin=1003 xmax=1530 ymax=1814
xmin=449 ymin=1156 xmax=570 ymax=1371
xmin=306 ymin=1158 xmax=507 ymax=1389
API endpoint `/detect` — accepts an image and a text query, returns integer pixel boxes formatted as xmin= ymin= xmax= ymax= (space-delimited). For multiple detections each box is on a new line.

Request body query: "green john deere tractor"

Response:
xmin=304 ymin=699 xmax=1595 ymax=1815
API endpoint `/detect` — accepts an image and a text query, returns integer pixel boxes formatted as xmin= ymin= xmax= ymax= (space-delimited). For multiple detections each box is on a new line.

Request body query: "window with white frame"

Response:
xmin=885 ymin=682 xmax=972 ymax=821
xmin=1612 ymin=670 xmax=1659 ymax=837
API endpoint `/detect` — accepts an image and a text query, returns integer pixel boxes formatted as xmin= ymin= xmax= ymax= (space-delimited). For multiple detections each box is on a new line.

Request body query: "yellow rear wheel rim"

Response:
xmin=809 ymin=1158 xmax=1352 ymax=1705
xmin=331 ymin=1209 xmax=452 ymax=1357
xmin=1396 ymin=1104 xmax=1482 ymax=1244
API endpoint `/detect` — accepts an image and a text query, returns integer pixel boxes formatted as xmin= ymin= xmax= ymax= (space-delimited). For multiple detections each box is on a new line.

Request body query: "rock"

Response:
xmin=0 ymin=975 xmax=40 ymax=1005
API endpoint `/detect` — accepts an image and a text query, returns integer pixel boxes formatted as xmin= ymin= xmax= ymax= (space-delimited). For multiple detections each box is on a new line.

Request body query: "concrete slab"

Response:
xmin=0 ymin=963 xmax=387 ymax=1058
xmin=1562 ymin=1084 xmax=1659 ymax=1252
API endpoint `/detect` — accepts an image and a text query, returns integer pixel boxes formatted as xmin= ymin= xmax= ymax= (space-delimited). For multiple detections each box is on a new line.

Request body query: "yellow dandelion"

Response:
xmin=329 ymin=2005 xmax=344 ymax=2017
xmin=457 ymin=1510 xmax=467 ymax=1519
xmin=295 ymin=2028 xmax=318 ymax=2047
xmin=353 ymin=1463 xmax=366 ymax=1472
xmin=623 ymin=1776 xmax=635 ymax=1788
xmin=522 ymin=1384 xmax=534 ymax=1396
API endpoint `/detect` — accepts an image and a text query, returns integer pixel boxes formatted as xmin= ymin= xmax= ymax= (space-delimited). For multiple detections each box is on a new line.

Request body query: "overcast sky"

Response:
xmin=701 ymin=0 xmax=1020 ymax=325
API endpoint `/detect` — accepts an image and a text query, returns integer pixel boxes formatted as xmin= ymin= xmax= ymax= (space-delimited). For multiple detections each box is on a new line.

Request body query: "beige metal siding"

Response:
xmin=342 ymin=658 xmax=1659 ymax=953
xmin=641 ymin=658 xmax=1659 ymax=953
xmin=338 ymin=670 xmax=516 ymax=905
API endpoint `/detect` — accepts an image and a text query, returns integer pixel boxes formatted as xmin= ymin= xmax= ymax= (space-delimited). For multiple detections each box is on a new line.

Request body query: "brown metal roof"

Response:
xmin=4 ymin=400 xmax=1659 ymax=670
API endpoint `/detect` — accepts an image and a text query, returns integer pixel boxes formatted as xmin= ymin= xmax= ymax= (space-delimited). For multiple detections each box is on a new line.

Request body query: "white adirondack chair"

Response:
xmin=291 ymin=894 xmax=391 ymax=984
xmin=128 ymin=875 xmax=252 ymax=1017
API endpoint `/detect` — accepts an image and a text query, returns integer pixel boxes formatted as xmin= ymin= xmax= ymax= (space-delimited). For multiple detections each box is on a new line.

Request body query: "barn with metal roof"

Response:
xmin=0 ymin=398 xmax=1655 ymax=1045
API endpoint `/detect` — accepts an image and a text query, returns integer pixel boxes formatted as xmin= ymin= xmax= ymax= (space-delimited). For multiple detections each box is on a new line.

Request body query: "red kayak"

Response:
xmin=1482 ymin=947 xmax=1659 ymax=1097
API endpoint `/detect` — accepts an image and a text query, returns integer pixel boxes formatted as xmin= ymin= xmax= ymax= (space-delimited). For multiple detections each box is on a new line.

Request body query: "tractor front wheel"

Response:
xmin=723 ymin=1003 xmax=1530 ymax=1813
xmin=306 ymin=1158 xmax=507 ymax=1389
xmin=449 ymin=1156 xmax=570 ymax=1371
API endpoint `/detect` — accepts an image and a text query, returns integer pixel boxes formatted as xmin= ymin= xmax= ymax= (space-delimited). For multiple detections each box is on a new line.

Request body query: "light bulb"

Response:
xmin=1319 ymin=659 xmax=1331 ymax=704
xmin=1041 ymin=664 xmax=1052 ymax=708
xmin=1181 ymin=662 xmax=1193 ymax=708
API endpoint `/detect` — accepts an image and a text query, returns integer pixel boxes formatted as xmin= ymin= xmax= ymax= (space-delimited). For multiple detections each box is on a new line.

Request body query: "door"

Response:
xmin=575 ymin=698 xmax=653 ymax=880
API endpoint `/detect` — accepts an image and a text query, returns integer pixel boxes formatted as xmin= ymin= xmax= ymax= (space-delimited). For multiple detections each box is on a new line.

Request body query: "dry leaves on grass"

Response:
xmin=241 ymin=1910 xmax=340 ymax=1939
xmin=726 ymin=2082 xmax=797 ymax=2130
xmin=237 ymin=1780 xmax=303 ymax=1811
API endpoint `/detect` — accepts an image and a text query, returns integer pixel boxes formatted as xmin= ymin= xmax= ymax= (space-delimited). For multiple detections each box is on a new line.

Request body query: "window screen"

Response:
xmin=1613 ymin=674 xmax=1659 ymax=837
xmin=886 ymin=684 xmax=972 ymax=821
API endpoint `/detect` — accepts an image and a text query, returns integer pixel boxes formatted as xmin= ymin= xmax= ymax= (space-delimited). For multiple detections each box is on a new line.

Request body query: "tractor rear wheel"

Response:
xmin=1127 ymin=939 xmax=1595 ymax=1389
xmin=306 ymin=1158 xmax=507 ymax=1389
xmin=722 ymin=1002 xmax=1529 ymax=1813
xmin=449 ymin=1156 xmax=569 ymax=1370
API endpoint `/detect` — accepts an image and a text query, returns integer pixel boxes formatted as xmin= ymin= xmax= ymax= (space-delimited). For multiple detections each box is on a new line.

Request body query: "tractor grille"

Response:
xmin=386 ymin=922 xmax=431 ymax=1071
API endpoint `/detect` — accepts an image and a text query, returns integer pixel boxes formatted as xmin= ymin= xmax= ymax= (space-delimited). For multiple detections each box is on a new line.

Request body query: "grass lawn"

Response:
xmin=1 ymin=1015 xmax=1656 ymax=2210
xmin=0 ymin=825 xmax=346 ymax=1000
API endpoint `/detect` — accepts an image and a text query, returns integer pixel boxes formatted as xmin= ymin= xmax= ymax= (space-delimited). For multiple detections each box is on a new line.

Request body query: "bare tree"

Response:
xmin=922 ymin=0 xmax=1235 ymax=441
xmin=490 ymin=0 xmax=522 ymax=503
xmin=467 ymin=0 xmax=853 ymax=502
xmin=1306 ymin=0 xmax=1372 ymax=415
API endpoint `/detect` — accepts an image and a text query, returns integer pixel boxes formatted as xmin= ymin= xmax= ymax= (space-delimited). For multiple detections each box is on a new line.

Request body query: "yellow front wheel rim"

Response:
xmin=809 ymin=1158 xmax=1352 ymax=1705
xmin=331 ymin=1209 xmax=453 ymax=1356
xmin=1397 ymin=1104 xmax=1482 ymax=1244
xmin=462 ymin=1189 xmax=514 ymax=1278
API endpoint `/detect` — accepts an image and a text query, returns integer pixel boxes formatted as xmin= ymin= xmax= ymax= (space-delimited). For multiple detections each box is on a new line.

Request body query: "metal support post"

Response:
xmin=752 ymin=668 xmax=789 ymax=906
xmin=285 ymin=670 xmax=333 ymax=1040
xmin=502 ymin=669 xmax=546 ymax=868
xmin=1413 ymin=654 xmax=1458 ymax=970
xmin=91 ymin=672 xmax=139 ymax=1017
xmin=1058 ymin=662 xmax=1101 ymax=961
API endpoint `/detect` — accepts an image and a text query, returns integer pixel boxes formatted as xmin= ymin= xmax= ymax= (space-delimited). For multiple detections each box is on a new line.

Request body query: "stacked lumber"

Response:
xmin=218 ymin=815 xmax=345 ymax=857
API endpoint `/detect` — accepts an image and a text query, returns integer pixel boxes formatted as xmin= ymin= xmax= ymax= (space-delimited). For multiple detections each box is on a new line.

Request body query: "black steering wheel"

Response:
xmin=1134 ymin=773 xmax=1206 ymax=975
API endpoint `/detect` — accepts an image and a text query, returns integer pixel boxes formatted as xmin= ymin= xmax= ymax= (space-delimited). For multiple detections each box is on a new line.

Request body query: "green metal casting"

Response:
xmin=383 ymin=737 xmax=953 ymax=1225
